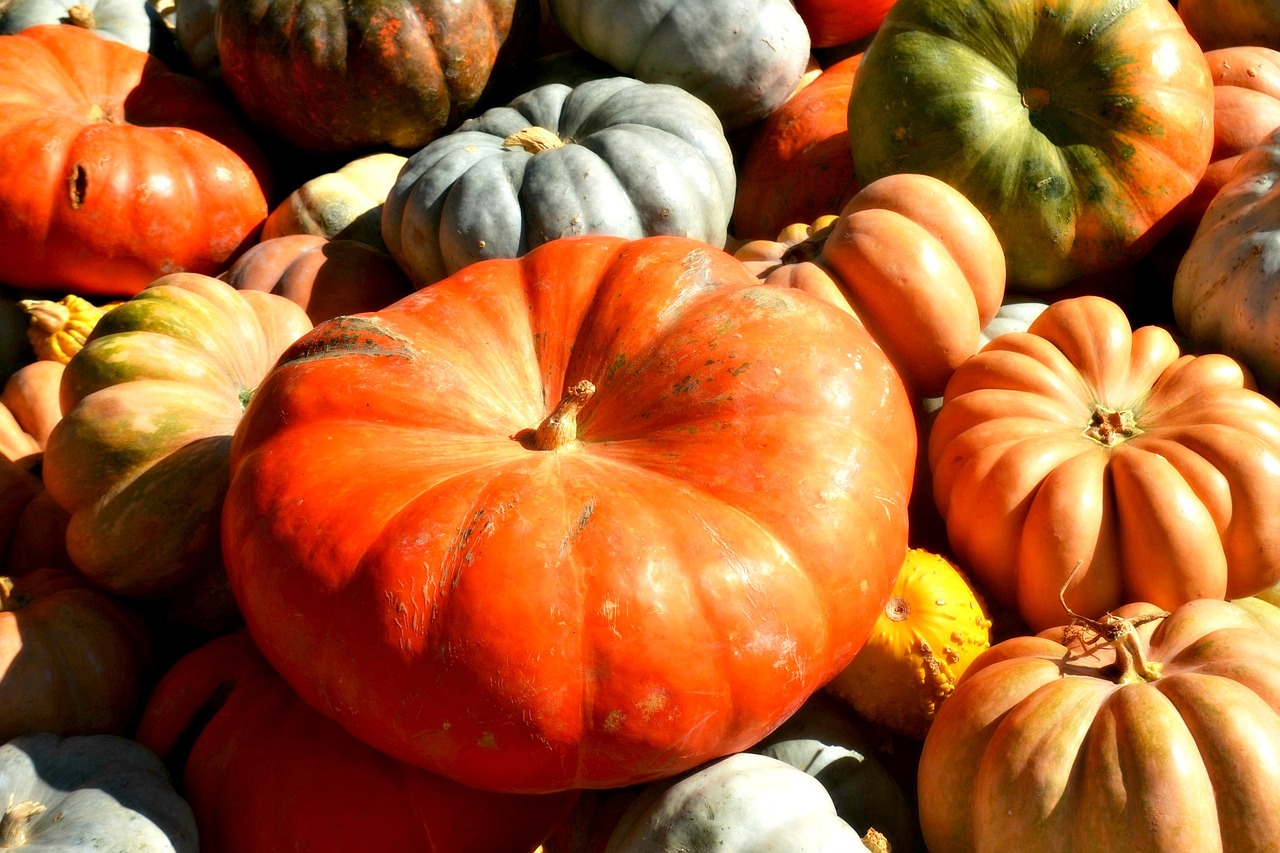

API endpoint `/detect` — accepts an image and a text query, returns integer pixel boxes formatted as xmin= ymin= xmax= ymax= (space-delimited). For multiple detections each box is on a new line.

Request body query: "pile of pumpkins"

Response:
xmin=3 ymin=0 xmax=1280 ymax=849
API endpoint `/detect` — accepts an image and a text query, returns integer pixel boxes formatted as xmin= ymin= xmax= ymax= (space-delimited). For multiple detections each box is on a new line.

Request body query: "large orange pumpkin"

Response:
xmin=929 ymin=295 xmax=1280 ymax=631
xmin=222 ymin=234 xmax=917 ymax=793
xmin=0 ymin=24 xmax=270 ymax=297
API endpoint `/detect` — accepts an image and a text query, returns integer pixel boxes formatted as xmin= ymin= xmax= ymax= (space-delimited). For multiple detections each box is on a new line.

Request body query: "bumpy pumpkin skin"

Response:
xmin=136 ymin=631 xmax=578 ymax=853
xmin=546 ymin=0 xmax=810 ymax=130
xmin=0 ymin=25 xmax=270 ymax=298
xmin=930 ymin=296 xmax=1280 ymax=631
xmin=41 ymin=275 xmax=311 ymax=630
xmin=1173 ymin=130 xmax=1280 ymax=393
xmin=223 ymin=234 xmax=916 ymax=793
xmin=382 ymin=77 xmax=737 ymax=288
xmin=847 ymin=0 xmax=1214 ymax=291
xmin=919 ymin=599 xmax=1280 ymax=853
xmin=735 ymin=173 xmax=1006 ymax=398
xmin=217 ymin=0 xmax=538 ymax=153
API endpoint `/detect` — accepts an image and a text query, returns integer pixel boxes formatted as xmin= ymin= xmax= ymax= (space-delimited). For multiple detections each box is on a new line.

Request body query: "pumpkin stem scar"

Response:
xmin=1084 ymin=403 xmax=1140 ymax=447
xmin=0 ymin=796 xmax=47 ymax=847
xmin=503 ymin=126 xmax=566 ymax=154
xmin=518 ymin=380 xmax=595 ymax=451
xmin=65 ymin=3 xmax=96 ymax=28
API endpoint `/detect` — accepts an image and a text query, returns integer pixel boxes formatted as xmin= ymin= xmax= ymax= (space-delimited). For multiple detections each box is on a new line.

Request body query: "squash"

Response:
xmin=732 ymin=53 xmax=862 ymax=243
xmin=545 ymin=0 xmax=811 ymax=130
xmin=825 ymin=548 xmax=992 ymax=740
xmin=0 ymin=568 xmax=151 ymax=742
xmin=220 ymin=235 xmax=414 ymax=324
xmin=792 ymin=0 xmax=895 ymax=49
xmin=0 ymin=732 xmax=196 ymax=852
xmin=0 ymin=0 xmax=158 ymax=52
xmin=929 ymin=294 xmax=1280 ymax=630
xmin=1178 ymin=0 xmax=1280 ymax=51
xmin=847 ymin=0 xmax=1215 ymax=291
xmin=734 ymin=173 xmax=1006 ymax=397
xmin=598 ymin=752 xmax=876 ymax=852
xmin=382 ymin=77 xmax=737 ymax=288
xmin=0 ymin=24 xmax=270 ymax=297
xmin=17 ymin=294 xmax=108 ymax=364
xmin=1173 ymin=125 xmax=1280 ymax=393
xmin=919 ymin=598 xmax=1280 ymax=852
xmin=261 ymin=152 xmax=408 ymax=251
xmin=135 ymin=630 xmax=578 ymax=853
xmin=222 ymin=233 xmax=917 ymax=793
xmin=0 ymin=359 xmax=63 ymax=463
xmin=215 ymin=0 xmax=539 ymax=153
xmin=40 ymin=274 xmax=312 ymax=633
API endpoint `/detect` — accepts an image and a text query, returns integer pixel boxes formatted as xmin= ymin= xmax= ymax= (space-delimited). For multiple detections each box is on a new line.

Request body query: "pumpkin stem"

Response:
xmin=65 ymin=3 xmax=96 ymax=28
xmin=502 ymin=126 xmax=566 ymax=154
xmin=521 ymin=380 xmax=595 ymax=451
xmin=0 ymin=578 xmax=26 ymax=613
xmin=17 ymin=299 xmax=71 ymax=337
xmin=1084 ymin=404 xmax=1140 ymax=447
xmin=861 ymin=827 xmax=892 ymax=853
xmin=0 ymin=797 xmax=46 ymax=847
xmin=1057 ymin=562 xmax=1167 ymax=683
xmin=780 ymin=219 xmax=837 ymax=266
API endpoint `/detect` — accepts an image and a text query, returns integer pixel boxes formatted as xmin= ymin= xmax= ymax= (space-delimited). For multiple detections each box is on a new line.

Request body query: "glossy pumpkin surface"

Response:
xmin=847 ymin=0 xmax=1214 ymax=291
xmin=41 ymin=275 xmax=311 ymax=629
xmin=0 ymin=24 xmax=270 ymax=297
xmin=136 ymin=631 xmax=577 ymax=853
xmin=930 ymin=295 xmax=1280 ymax=631
xmin=223 ymin=234 xmax=916 ymax=793
xmin=919 ymin=598 xmax=1280 ymax=852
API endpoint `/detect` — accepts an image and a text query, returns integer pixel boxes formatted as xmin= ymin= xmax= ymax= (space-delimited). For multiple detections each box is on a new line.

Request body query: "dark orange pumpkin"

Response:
xmin=222 ymin=234 xmax=917 ymax=793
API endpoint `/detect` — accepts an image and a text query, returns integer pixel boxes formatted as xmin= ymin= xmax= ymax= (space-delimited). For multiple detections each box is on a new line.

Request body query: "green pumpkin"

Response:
xmin=0 ymin=733 xmax=197 ymax=852
xmin=381 ymin=76 xmax=737 ymax=287
xmin=846 ymin=0 xmax=1214 ymax=291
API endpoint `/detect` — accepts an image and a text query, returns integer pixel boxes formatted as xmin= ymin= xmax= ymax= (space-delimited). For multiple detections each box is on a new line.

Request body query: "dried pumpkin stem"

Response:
xmin=861 ymin=827 xmax=891 ymax=853
xmin=502 ymin=126 xmax=566 ymax=154
xmin=1084 ymin=404 xmax=1140 ymax=447
xmin=16 ymin=299 xmax=70 ymax=336
xmin=0 ymin=798 xmax=46 ymax=847
xmin=65 ymin=3 xmax=95 ymax=28
xmin=1111 ymin=620 xmax=1163 ymax=685
xmin=528 ymin=380 xmax=595 ymax=451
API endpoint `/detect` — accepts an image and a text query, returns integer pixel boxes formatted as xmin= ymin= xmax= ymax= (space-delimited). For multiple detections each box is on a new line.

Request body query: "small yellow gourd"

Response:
xmin=17 ymin=295 xmax=109 ymax=364
xmin=826 ymin=548 xmax=992 ymax=739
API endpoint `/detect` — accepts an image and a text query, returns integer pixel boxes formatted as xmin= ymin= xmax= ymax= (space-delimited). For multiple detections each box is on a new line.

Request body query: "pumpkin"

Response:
xmin=0 ymin=0 xmax=158 ymax=52
xmin=0 ymin=24 xmax=270 ymax=297
xmin=545 ymin=0 xmax=811 ymax=130
xmin=0 ymin=732 xmax=196 ymax=852
xmin=792 ymin=0 xmax=896 ymax=49
xmin=732 ymin=53 xmax=862 ymax=243
xmin=0 ymin=456 xmax=44 ymax=559
xmin=222 ymin=234 xmax=917 ymax=793
xmin=918 ymin=598 xmax=1280 ymax=853
xmin=1173 ymin=126 xmax=1280 ymax=393
xmin=216 ymin=0 xmax=538 ymax=154
xmin=381 ymin=77 xmax=737 ymax=288
xmin=929 ymin=295 xmax=1280 ymax=631
xmin=261 ymin=152 xmax=408 ymax=251
xmin=40 ymin=274 xmax=312 ymax=633
xmin=0 ymin=568 xmax=151 ymax=742
xmin=135 ymin=630 xmax=578 ymax=853
xmin=1178 ymin=0 xmax=1280 ymax=51
xmin=0 ymin=359 xmax=64 ymax=461
xmin=595 ymin=752 xmax=877 ymax=852
xmin=17 ymin=294 xmax=108 ymax=364
xmin=846 ymin=0 xmax=1215 ymax=291
xmin=734 ymin=173 xmax=1006 ymax=397
xmin=220 ymin=235 xmax=415 ymax=324
xmin=825 ymin=548 xmax=992 ymax=740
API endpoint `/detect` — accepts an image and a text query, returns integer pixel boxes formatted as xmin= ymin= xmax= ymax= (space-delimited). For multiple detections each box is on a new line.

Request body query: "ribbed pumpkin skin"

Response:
xmin=135 ymin=631 xmax=578 ymax=853
xmin=0 ymin=25 xmax=270 ymax=297
xmin=847 ymin=0 xmax=1214 ymax=291
xmin=382 ymin=77 xmax=737 ymax=288
xmin=929 ymin=295 xmax=1280 ymax=631
xmin=0 ymin=0 xmax=155 ymax=50
xmin=918 ymin=599 xmax=1280 ymax=853
xmin=222 ymin=234 xmax=916 ymax=793
xmin=546 ymin=0 xmax=810 ymax=130
xmin=41 ymin=275 xmax=311 ymax=630
xmin=216 ymin=0 xmax=537 ymax=153
xmin=0 ymin=568 xmax=152 ymax=743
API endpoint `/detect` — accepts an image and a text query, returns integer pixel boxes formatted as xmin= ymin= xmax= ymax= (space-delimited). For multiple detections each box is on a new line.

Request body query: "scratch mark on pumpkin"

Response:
xmin=557 ymin=498 xmax=596 ymax=561
xmin=280 ymin=316 xmax=416 ymax=366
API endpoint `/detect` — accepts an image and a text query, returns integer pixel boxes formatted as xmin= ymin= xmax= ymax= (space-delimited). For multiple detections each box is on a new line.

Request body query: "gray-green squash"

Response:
xmin=0 ymin=732 xmax=197 ymax=851
xmin=0 ymin=0 xmax=160 ymax=51
xmin=381 ymin=76 xmax=737 ymax=287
